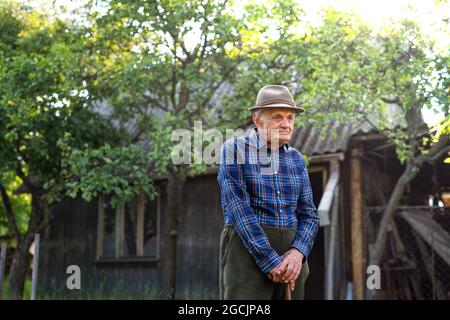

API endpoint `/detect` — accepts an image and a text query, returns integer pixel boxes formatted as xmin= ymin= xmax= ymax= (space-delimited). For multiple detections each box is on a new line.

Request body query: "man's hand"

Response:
xmin=267 ymin=266 xmax=283 ymax=283
xmin=268 ymin=248 xmax=304 ymax=291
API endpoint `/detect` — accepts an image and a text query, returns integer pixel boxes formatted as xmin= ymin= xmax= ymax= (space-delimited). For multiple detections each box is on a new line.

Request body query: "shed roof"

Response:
xmin=290 ymin=121 xmax=353 ymax=156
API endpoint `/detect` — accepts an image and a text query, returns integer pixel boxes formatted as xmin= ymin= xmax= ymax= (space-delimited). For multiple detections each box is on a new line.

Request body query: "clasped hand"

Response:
xmin=267 ymin=248 xmax=304 ymax=291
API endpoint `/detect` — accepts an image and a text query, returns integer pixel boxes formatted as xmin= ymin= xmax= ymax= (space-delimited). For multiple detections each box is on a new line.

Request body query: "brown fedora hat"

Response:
xmin=248 ymin=85 xmax=304 ymax=113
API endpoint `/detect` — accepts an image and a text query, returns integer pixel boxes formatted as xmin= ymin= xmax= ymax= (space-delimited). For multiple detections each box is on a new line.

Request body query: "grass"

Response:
xmin=1 ymin=276 xmax=217 ymax=300
xmin=1 ymin=276 xmax=32 ymax=300
xmin=33 ymin=279 xmax=163 ymax=300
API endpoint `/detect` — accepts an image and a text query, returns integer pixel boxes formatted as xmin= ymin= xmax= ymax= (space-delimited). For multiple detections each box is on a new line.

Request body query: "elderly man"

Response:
xmin=217 ymin=85 xmax=319 ymax=300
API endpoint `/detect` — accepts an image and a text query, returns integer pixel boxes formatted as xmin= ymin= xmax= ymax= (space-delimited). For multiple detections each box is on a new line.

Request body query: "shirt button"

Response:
xmin=274 ymin=171 xmax=278 ymax=174
xmin=277 ymin=190 xmax=280 ymax=194
xmin=279 ymin=209 xmax=282 ymax=213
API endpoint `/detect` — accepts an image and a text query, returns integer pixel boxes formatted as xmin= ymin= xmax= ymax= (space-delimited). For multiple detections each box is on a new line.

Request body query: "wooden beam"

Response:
xmin=115 ymin=204 xmax=124 ymax=258
xmin=156 ymin=188 xmax=161 ymax=260
xmin=31 ymin=233 xmax=40 ymax=300
xmin=352 ymin=133 xmax=387 ymax=142
xmin=96 ymin=195 xmax=105 ymax=260
xmin=0 ymin=243 xmax=6 ymax=300
xmin=325 ymin=186 xmax=340 ymax=299
xmin=350 ymin=147 xmax=366 ymax=300
xmin=368 ymin=205 xmax=447 ymax=212
xmin=390 ymin=222 xmax=407 ymax=259
xmin=413 ymin=232 xmax=446 ymax=300
xmin=136 ymin=191 xmax=145 ymax=256
xmin=317 ymin=160 xmax=340 ymax=226
xmin=399 ymin=210 xmax=450 ymax=266
xmin=310 ymin=152 xmax=345 ymax=164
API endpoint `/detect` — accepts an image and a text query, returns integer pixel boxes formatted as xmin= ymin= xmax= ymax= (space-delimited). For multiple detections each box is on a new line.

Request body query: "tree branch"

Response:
xmin=0 ymin=183 xmax=21 ymax=240
xmin=170 ymin=68 xmax=178 ymax=111
xmin=414 ymin=133 xmax=450 ymax=166
xmin=15 ymin=166 xmax=29 ymax=190
xmin=429 ymin=145 xmax=450 ymax=162
xmin=198 ymin=59 xmax=242 ymax=111
xmin=381 ymin=96 xmax=402 ymax=104
xmin=35 ymin=203 xmax=52 ymax=233
xmin=191 ymin=5 xmax=208 ymax=60
xmin=195 ymin=0 xmax=230 ymax=70
xmin=142 ymin=92 xmax=171 ymax=112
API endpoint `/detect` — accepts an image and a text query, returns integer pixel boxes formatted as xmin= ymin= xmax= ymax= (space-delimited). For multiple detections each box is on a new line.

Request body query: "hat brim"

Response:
xmin=248 ymin=104 xmax=305 ymax=113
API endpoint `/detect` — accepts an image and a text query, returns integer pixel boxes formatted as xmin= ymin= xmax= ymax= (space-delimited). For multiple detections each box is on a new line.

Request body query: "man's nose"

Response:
xmin=280 ymin=118 xmax=290 ymax=128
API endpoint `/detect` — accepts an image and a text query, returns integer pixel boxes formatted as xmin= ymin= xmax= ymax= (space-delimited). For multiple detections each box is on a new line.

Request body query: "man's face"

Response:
xmin=253 ymin=108 xmax=295 ymax=147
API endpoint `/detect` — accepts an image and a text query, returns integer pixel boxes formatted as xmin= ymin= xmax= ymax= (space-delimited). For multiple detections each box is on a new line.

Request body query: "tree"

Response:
xmin=0 ymin=2 xmax=152 ymax=298
xmin=81 ymin=0 xmax=305 ymax=299
xmin=363 ymin=23 xmax=449 ymax=267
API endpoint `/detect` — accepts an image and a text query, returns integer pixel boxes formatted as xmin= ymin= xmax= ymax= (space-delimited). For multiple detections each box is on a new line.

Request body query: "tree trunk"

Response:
xmin=7 ymin=231 xmax=34 ymax=300
xmin=369 ymin=162 xmax=419 ymax=266
xmin=160 ymin=169 xmax=188 ymax=300
xmin=7 ymin=194 xmax=47 ymax=300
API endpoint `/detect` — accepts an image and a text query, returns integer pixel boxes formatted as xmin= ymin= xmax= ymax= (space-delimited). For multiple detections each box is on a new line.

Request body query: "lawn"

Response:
xmin=1 ymin=276 xmax=32 ymax=300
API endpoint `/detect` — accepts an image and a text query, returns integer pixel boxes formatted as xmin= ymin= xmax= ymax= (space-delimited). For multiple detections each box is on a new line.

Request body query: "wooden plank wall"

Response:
xmin=38 ymin=175 xmax=223 ymax=299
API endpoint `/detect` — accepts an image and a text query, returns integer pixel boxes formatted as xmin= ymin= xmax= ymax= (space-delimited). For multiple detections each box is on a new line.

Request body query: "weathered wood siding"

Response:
xmin=38 ymin=174 xmax=223 ymax=299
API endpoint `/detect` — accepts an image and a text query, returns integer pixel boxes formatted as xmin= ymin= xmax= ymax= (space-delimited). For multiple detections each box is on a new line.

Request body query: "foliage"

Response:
xmin=81 ymin=0 xmax=304 ymax=174
xmin=221 ymin=8 xmax=449 ymax=163
xmin=0 ymin=1 xmax=156 ymax=247
xmin=0 ymin=173 xmax=30 ymax=237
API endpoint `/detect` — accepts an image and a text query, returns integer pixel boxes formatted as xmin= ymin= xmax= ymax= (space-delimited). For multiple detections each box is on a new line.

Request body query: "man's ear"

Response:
xmin=252 ymin=112 xmax=259 ymax=127
xmin=252 ymin=111 xmax=263 ymax=127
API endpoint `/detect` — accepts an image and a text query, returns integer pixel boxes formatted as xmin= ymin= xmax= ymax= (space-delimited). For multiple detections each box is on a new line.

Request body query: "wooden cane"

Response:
xmin=268 ymin=273 xmax=293 ymax=300
xmin=284 ymin=283 xmax=292 ymax=300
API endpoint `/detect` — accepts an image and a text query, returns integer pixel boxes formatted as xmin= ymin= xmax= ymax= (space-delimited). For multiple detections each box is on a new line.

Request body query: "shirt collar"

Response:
xmin=248 ymin=127 xmax=290 ymax=152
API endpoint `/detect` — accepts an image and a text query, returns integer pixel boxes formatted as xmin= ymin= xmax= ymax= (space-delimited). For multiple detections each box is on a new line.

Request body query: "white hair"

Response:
xmin=252 ymin=109 xmax=264 ymax=119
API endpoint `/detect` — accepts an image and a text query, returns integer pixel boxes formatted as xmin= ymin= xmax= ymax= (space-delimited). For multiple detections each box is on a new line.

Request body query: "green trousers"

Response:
xmin=219 ymin=224 xmax=309 ymax=300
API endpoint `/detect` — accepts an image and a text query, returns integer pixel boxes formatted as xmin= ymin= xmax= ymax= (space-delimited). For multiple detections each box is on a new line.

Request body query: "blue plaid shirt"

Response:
xmin=217 ymin=127 xmax=319 ymax=273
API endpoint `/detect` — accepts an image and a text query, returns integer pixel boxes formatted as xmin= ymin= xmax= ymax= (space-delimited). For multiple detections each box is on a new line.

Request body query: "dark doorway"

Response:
xmin=304 ymin=169 xmax=326 ymax=300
